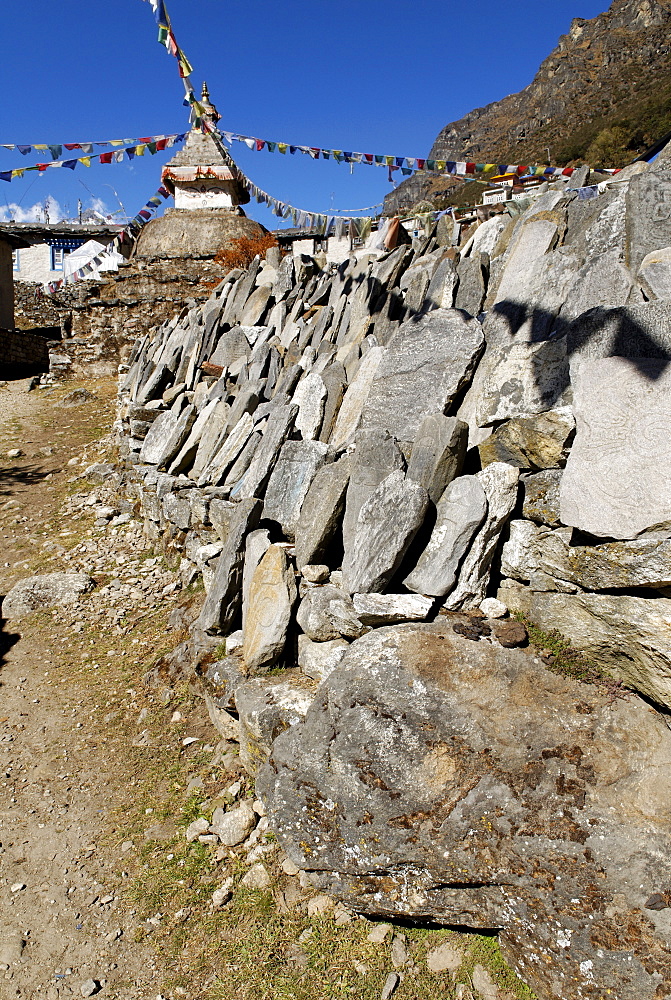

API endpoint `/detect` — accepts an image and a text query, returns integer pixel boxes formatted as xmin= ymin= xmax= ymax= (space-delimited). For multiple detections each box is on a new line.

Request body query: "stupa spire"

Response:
xmin=199 ymin=81 xmax=221 ymax=127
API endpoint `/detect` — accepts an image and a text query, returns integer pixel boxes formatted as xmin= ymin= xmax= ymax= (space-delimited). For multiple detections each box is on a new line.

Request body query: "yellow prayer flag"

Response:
xmin=81 ymin=157 xmax=91 ymax=167
xmin=136 ymin=145 xmax=146 ymax=156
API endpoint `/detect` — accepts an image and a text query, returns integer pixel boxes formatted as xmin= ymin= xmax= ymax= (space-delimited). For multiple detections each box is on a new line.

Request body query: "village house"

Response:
xmin=6 ymin=222 xmax=123 ymax=285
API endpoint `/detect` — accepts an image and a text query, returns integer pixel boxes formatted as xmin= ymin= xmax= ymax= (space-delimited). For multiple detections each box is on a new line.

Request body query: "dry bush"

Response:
xmin=214 ymin=234 xmax=279 ymax=272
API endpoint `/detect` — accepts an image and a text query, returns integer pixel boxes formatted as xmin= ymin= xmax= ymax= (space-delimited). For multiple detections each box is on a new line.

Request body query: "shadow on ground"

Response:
xmin=0 ymin=613 xmax=21 ymax=670
xmin=0 ymin=463 xmax=56 ymax=498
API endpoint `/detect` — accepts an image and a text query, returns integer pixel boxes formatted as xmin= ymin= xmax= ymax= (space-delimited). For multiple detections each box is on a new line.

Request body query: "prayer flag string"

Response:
xmin=216 ymin=128 xmax=621 ymax=181
xmin=0 ymin=133 xmax=185 ymax=160
xmin=0 ymin=135 xmax=186 ymax=183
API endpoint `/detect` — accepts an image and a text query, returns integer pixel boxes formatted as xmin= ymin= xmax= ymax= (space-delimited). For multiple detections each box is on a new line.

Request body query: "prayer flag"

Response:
xmin=0 ymin=171 xmax=11 ymax=182
xmin=177 ymin=48 xmax=193 ymax=77
xmin=63 ymin=160 xmax=77 ymax=170
xmin=48 ymin=145 xmax=62 ymax=160
xmin=17 ymin=145 xmax=31 ymax=155
xmin=99 ymin=152 xmax=113 ymax=164
xmin=81 ymin=157 xmax=91 ymax=167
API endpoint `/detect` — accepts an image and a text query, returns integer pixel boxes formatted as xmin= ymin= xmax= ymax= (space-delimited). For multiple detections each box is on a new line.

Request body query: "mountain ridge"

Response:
xmin=384 ymin=0 xmax=671 ymax=215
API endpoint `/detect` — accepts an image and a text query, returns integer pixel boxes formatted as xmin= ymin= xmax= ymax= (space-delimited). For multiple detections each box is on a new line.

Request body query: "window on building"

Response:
xmin=12 ymin=249 xmax=20 ymax=271
xmin=49 ymin=239 xmax=82 ymax=271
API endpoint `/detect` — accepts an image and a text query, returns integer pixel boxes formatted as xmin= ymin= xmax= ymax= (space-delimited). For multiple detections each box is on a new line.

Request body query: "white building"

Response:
xmin=7 ymin=223 xmax=123 ymax=285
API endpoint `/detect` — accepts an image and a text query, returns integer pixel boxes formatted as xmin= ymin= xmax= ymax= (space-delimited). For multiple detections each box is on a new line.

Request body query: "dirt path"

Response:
xmin=0 ymin=377 xmax=172 ymax=999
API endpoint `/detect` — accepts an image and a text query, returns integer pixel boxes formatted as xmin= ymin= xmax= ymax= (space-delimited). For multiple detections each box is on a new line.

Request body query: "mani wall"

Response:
xmin=105 ymin=143 xmax=671 ymax=1000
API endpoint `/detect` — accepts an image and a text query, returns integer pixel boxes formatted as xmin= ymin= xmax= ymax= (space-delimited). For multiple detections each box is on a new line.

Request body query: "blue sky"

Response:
xmin=0 ymin=0 xmax=611 ymax=229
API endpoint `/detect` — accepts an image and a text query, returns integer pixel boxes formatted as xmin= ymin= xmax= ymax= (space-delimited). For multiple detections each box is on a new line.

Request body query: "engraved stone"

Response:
xmin=626 ymin=156 xmax=671 ymax=273
xmin=243 ymin=544 xmax=297 ymax=673
xmin=293 ymin=371 xmax=327 ymax=440
xmin=560 ymin=358 xmax=671 ymax=539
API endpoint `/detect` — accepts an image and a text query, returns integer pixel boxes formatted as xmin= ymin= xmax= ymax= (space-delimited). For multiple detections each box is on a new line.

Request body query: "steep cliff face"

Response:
xmin=385 ymin=0 xmax=671 ymax=214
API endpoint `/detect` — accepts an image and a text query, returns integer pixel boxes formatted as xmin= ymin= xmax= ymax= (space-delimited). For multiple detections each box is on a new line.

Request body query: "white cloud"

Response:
xmin=0 ymin=195 xmax=65 ymax=223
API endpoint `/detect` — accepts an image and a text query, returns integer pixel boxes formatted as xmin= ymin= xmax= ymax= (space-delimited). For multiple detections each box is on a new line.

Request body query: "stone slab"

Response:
xmin=330 ymin=346 xmax=385 ymax=452
xmin=293 ymin=455 xmax=351 ymax=569
xmin=196 ymin=499 xmax=261 ymax=634
xmin=406 ymin=415 xmax=468 ymax=504
xmin=443 ymin=463 xmax=519 ymax=610
xmin=139 ymin=403 xmax=196 ymax=469
xmin=242 ymin=544 xmax=297 ymax=673
xmin=342 ymin=471 xmax=429 ymax=594
xmin=502 ymin=519 xmax=671 ymax=592
xmin=626 ymin=156 xmax=671 ymax=273
xmin=342 ymin=430 xmax=405 ymax=559
xmin=359 ymin=310 xmax=484 ymax=445
xmin=235 ymin=402 xmax=298 ymax=500
xmin=404 ymin=475 xmax=488 ymax=598
xmin=263 ymin=440 xmax=328 ymax=541
xmin=352 ymin=593 xmax=433 ymax=626
xmin=560 ymin=357 xmax=671 ymax=538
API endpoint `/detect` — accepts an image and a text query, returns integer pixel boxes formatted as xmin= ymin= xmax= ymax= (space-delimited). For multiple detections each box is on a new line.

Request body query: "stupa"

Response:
xmin=136 ymin=83 xmax=266 ymax=259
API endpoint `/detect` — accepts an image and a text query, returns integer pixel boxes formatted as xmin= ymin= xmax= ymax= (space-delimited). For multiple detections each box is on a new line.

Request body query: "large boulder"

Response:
xmin=259 ymin=620 xmax=671 ymax=1000
xmin=3 ymin=573 xmax=94 ymax=619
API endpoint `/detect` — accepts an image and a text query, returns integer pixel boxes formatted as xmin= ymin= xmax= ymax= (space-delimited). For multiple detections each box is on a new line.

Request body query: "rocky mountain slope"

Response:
xmin=385 ymin=0 xmax=671 ymax=215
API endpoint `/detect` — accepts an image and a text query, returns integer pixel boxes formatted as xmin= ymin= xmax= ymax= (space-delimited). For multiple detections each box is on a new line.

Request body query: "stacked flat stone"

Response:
xmin=116 ymin=148 xmax=671 ymax=717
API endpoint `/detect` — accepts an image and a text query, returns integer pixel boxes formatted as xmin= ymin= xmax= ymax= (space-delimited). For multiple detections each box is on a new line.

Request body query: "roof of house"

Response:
xmin=0 ymin=223 xmax=122 ymax=245
xmin=0 ymin=226 xmax=31 ymax=249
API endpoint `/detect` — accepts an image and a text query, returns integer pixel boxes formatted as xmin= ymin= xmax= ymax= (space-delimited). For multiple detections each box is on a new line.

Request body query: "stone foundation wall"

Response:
xmin=0 ymin=327 xmax=50 ymax=368
xmin=13 ymin=256 xmax=234 ymax=372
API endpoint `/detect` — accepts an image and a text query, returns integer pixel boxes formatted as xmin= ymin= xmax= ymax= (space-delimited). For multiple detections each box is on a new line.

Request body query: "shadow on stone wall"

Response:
xmin=491 ymin=299 xmax=671 ymax=413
